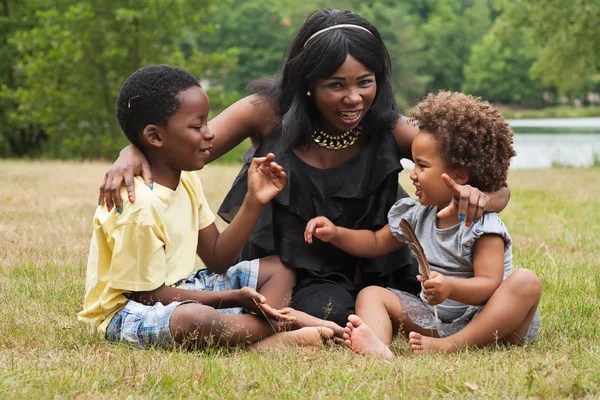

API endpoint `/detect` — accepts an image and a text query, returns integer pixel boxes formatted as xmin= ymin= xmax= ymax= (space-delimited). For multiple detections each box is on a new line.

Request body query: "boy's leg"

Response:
xmin=170 ymin=302 xmax=334 ymax=349
xmin=409 ymin=269 xmax=542 ymax=354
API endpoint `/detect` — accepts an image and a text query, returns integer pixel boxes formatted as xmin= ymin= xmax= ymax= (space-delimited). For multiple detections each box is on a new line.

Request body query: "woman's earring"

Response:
xmin=306 ymin=90 xmax=311 ymax=96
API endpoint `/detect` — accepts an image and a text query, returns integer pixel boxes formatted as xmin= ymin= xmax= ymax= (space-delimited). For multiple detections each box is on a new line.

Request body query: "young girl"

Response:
xmin=304 ymin=91 xmax=541 ymax=357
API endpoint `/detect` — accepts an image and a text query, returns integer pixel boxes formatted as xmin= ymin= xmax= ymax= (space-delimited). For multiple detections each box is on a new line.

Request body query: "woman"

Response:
xmin=100 ymin=9 xmax=509 ymax=326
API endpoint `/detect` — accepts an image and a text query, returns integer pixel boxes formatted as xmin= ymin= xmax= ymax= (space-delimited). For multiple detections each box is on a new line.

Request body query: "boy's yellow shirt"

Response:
xmin=78 ymin=171 xmax=215 ymax=332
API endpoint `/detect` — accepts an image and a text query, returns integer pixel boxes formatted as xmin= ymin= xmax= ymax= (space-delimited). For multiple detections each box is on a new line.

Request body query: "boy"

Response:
xmin=78 ymin=65 xmax=339 ymax=349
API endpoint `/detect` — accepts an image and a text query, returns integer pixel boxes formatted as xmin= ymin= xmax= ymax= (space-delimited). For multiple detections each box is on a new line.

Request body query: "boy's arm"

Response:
xmin=305 ymin=217 xmax=403 ymax=258
xmin=196 ymin=153 xmax=286 ymax=273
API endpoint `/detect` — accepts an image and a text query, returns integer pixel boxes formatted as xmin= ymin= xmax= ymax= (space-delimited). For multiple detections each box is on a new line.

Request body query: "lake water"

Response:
xmin=401 ymin=118 xmax=600 ymax=170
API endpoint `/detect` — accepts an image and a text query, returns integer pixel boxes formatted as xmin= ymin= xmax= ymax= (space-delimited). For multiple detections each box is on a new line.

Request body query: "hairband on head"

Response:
xmin=303 ymin=24 xmax=373 ymax=49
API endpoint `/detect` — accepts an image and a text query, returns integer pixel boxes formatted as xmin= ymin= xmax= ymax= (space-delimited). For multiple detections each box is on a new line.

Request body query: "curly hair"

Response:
xmin=116 ymin=65 xmax=200 ymax=148
xmin=410 ymin=91 xmax=516 ymax=192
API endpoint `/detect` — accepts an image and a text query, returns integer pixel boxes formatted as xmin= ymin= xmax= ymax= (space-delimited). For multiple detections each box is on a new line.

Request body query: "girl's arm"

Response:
xmin=304 ymin=217 xmax=403 ymax=258
xmin=424 ymin=234 xmax=505 ymax=306
xmin=392 ymin=117 xmax=511 ymax=223
xmin=98 ymin=94 xmax=279 ymax=211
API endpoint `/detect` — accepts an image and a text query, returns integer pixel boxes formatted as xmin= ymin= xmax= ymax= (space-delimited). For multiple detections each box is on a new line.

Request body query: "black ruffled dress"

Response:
xmin=218 ymin=125 xmax=420 ymax=323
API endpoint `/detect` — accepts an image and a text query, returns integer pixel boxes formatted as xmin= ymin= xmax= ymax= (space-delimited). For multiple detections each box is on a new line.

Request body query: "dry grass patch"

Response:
xmin=0 ymin=160 xmax=599 ymax=398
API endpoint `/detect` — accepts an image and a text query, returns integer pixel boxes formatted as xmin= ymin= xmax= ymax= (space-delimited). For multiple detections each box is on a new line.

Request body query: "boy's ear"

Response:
xmin=452 ymin=168 xmax=469 ymax=185
xmin=142 ymin=124 xmax=163 ymax=148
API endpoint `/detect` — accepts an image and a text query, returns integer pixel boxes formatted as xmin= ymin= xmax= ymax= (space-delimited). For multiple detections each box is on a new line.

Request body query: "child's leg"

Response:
xmin=170 ymin=302 xmax=334 ymax=348
xmin=343 ymin=286 xmax=430 ymax=358
xmin=409 ymin=269 xmax=542 ymax=354
xmin=354 ymin=286 xmax=429 ymax=343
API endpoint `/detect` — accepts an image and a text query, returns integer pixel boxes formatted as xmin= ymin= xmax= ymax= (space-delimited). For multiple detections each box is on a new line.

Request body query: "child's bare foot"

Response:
xmin=249 ymin=327 xmax=335 ymax=350
xmin=343 ymin=315 xmax=393 ymax=359
xmin=279 ymin=307 xmax=344 ymax=337
xmin=409 ymin=331 xmax=457 ymax=355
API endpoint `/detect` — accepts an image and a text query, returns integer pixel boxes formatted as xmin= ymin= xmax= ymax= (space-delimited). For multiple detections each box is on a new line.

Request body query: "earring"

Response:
xmin=306 ymin=90 xmax=311 ymax=96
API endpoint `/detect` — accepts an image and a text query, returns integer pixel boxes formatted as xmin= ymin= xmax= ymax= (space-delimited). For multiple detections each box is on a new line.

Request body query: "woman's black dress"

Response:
xmin=218 ymin=125 xmax=419 ymax=325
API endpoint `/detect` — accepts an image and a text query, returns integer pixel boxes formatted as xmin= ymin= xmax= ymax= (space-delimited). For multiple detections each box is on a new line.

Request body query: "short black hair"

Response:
xmin=116 ymin=65 xmax=200 ymax=147
xmin=248 ymin=9 xmax=399 ymax=151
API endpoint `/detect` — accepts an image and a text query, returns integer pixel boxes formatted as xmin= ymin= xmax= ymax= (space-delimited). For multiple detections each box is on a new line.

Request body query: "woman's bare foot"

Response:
xmin=408 ymin=331 xmax=458 ymax=354
xmin=279 ymin=307 xmax=345 ymax=337
xmin=249 ymin=327 xmax=335 ymax=351
xmin=342 ymin=315 xmax=393 ymax=359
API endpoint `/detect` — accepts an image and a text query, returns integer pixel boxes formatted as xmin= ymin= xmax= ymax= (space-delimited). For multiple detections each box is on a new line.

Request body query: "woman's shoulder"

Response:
xmin=392 ymin=115 xmax=419 ymax=159
xmin=210 ymin=94 xmax=280 ymax=141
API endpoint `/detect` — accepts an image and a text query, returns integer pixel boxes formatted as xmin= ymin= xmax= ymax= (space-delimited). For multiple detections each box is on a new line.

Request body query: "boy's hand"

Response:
xmin=304 ymin=216 xmax=338 ymax=244
xmin=420 ymin=271 xmax=450 ymax=305
xmin=236 ymin=287 xmax=296 ymax=322
xmin=247 ymin=153 xmax=287 ymax=205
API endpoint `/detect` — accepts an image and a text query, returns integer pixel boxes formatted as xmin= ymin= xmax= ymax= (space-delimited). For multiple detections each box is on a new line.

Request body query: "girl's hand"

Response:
xmin=304 ymin=216 xmax=338 ymax=244
xmin=421 ymin=271 xmax=450 ymax=305
xmin=437 ymin=173 xmax=488 ymax=227
xmin=246 ymin=153 xmax=287 ymax=205
xmin=98 ymin=145 xmax=152 ymax=211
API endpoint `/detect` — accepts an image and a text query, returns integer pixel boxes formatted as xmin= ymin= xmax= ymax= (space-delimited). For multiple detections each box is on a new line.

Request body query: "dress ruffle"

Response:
xmin=218 ymin=125 xmax=419 ymax=294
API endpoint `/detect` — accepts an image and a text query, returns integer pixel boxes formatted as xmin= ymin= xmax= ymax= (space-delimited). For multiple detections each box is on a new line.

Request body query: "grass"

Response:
xmin=499 ymin=105 xmax=600 ymax=120
xmin=0 ymin=160 xmax=599 ymax=398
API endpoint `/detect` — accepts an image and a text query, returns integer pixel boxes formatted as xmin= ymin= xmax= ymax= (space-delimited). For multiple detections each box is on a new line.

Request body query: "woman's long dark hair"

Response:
xmin=248 ymin=9 xmax=400 ymax=151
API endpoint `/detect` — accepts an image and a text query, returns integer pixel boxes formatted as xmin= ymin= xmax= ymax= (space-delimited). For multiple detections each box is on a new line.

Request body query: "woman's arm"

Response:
xmin=99 ymin=94 xmax=279 ymax=210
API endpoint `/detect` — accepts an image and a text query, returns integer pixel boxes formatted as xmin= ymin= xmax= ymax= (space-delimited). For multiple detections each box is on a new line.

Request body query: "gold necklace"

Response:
xmin=311 ymin=124 xmax=362 ymax=150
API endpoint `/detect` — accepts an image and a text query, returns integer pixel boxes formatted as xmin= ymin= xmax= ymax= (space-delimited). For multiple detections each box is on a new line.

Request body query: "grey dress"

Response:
xmin=387 ymin=198 xmax=540 ymax=342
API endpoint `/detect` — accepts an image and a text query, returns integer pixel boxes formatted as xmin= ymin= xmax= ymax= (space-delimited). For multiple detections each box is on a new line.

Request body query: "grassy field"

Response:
xmin=0 ymin=160 xmax=599 ymax=399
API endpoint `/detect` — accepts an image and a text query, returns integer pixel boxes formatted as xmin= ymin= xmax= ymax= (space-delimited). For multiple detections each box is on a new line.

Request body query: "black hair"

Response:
xmin=248 ymin=9 xmax=399 ymax=151
xmin=116 ymin=64 xmax=201 ymax=148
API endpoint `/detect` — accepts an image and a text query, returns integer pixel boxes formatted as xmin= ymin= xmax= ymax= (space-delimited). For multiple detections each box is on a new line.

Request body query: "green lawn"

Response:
xmin=0 ymin=160 xmax=598 ymax=398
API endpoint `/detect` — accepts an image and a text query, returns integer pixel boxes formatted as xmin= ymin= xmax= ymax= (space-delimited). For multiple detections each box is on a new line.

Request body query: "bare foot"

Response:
xmin=409 ymin=331 xmax=457 ymax=355
xmin=249 ymin=327 xmax=335 ymax=351
xmin=279 ymin=307 xmax=345 ymax=337
xmin=344 ymin=315 xmax=393 ymax=359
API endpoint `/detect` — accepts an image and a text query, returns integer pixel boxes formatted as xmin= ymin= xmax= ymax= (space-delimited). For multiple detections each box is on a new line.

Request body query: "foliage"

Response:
xmin=494 ymin=0 xmax=600 ymax=94
xmin=0 ymin=0 xmax=233 ymax=158
xmin=463 ymin=33 xmax=544 ymax=106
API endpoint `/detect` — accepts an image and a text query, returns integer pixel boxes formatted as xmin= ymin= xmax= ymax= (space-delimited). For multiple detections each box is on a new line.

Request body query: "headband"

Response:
xmin=303 ymin=24 xmax=373 ymax=48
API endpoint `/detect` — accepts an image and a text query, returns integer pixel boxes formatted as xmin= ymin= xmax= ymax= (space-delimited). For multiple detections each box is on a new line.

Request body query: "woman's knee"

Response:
xmin=259 ymin=255 xmax=296 ymax=285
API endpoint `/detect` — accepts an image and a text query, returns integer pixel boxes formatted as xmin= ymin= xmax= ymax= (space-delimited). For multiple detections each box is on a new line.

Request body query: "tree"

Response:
xmin=494 ymin=0 xmax=600 ymax=94
xmin=421 ymin=0 xmax=493 ymax=93
xmin=0 ymin=0 xmax=228 ymax=158
xmin=463 ymin=33 xmax=544 ymax=106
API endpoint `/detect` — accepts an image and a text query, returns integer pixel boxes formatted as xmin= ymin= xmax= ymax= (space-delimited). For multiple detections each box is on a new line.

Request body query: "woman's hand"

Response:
xmin=437 ymin=173 xmax=489 ymax=227
xmin=246 ymin=153 xmax=287 ymax=206
xmin=420 ymin=271 xmax=450 ymax=306
xmin=98 ymin=145 xmax=152 ymax=211
xmin=304 ymin=216 xmax=339 ymax=244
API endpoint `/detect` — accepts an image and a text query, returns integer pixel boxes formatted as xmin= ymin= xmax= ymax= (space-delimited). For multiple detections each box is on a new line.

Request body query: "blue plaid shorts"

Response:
xmin=105 ymin=259 xmax=259 ymax=348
